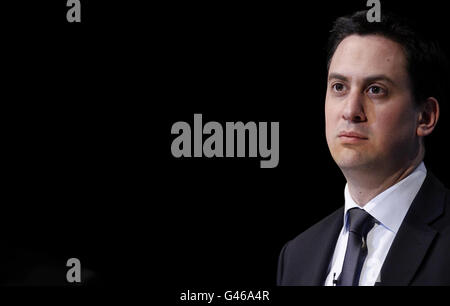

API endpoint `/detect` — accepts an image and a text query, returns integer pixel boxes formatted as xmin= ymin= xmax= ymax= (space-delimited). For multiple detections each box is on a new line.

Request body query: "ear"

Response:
xmin=417 ymin=97 xmax=440 ymax=137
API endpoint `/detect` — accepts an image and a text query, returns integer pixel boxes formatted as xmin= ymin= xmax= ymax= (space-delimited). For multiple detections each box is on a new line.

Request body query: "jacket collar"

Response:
xmin=376 ymin=171 xmax=446 ymax=286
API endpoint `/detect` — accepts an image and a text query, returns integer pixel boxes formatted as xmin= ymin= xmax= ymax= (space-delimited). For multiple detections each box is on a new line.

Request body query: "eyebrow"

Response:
xmin=327 ymin=73 xmax=396 ymax=85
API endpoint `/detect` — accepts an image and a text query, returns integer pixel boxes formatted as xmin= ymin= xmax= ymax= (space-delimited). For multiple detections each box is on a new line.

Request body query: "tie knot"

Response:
xmin=347 ymin=208 xmax=375 ymax=238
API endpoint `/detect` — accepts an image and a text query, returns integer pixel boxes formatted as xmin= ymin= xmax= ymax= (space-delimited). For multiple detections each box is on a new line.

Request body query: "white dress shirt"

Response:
xmin=324 ymin=162 xmax=427 ymax=286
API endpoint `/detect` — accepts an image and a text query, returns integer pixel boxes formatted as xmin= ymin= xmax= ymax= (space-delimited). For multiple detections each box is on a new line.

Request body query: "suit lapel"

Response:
xmin=305 ymin=208 xmax=343 ymax=285
xmin=377 ymin=224 xmax=437 ymax=286
xmin=378 ymin=172 xmax=445 ymax=286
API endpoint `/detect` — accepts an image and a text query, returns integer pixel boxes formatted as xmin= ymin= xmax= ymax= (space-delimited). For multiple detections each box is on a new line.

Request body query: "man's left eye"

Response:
xmin=368 ymin=86 xmax=385 ymax=95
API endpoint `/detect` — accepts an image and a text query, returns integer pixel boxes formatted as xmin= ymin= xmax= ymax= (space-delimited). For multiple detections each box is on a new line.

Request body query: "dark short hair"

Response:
xmin=327 ymin=10 xmax=449 ymax=106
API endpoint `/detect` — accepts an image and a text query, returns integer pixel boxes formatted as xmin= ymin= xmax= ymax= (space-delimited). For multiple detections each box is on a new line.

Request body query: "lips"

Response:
xmin=338 ymin=131 xmax=368 ymax=142
xmin=338 ymin=131 xmax=368 ymax=139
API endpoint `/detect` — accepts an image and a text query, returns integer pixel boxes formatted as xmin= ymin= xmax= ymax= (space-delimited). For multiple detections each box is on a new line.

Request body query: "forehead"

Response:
xmin=329 ymin=34 xmax=408 ymax=81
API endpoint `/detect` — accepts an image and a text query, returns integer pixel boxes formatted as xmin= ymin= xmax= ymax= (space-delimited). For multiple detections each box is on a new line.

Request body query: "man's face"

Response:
xmin=325 ymin=34 xmax=420 ymax=173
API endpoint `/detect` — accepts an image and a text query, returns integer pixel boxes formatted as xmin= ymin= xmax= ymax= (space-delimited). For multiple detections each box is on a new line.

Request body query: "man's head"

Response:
xmin=325 ymin=10 xmax=448 ymax=176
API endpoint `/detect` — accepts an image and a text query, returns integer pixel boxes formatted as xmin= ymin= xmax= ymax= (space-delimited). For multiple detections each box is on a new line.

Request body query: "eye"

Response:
xmin=367 ymin=85 xmax=386 ymax=96
xmin=332 ymin=83 xmax=345 ymax=92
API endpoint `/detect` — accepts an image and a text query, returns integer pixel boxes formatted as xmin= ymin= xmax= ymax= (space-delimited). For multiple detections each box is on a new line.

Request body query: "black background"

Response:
xmin=3 ymin=0 xmax=450 ymax=298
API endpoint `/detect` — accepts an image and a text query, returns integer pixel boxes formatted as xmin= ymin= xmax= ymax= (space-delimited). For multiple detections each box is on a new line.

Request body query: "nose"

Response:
xmin=342 ymin=91 xmax=367 ymax=123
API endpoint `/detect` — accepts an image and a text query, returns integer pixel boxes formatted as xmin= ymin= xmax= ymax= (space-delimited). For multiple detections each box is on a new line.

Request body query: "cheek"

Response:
xmin=371 ymin=106 xmax=416 ymax=149
xmin=325 ymin=97 xmax=337 ymax=124
xmin=325 ymin=99 xmax=341 ymax=149
xmin=325 ymin=100 xmax=335 ymax=138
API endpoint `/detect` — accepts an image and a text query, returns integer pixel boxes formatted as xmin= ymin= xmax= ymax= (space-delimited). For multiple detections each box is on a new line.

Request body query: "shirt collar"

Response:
xmin=343 ymin=162 xmax=427 ymax=234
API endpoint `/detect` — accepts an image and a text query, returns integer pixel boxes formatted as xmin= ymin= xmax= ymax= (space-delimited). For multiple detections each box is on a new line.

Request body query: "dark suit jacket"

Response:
xmin=277 ymin=172 xmax=450 ymax=286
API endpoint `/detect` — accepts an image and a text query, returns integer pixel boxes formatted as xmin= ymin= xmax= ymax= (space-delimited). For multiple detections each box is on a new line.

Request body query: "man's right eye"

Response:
xmin=332 ymin=83 xmax=345 ymax=92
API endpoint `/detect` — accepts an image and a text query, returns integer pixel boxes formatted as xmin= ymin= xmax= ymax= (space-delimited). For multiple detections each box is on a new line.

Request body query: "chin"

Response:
xmin=336 ymin=154 xmax=382 ymax=172
xmin=333 ymin=151 xmax=371 ymax=170
xmin=336 ymin=160 xmax=365 ymax=171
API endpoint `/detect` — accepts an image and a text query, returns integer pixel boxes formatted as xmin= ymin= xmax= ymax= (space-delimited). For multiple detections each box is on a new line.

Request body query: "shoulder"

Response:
xmin=283 ymin=207 xmax=343 ymax=253
xmin=435 ymin=176 xmax=450 ymax=231
xmin=277 ymin=207 xmax=344 ymax=285
xmin=417 ymin=171 xmax=450 ymax=230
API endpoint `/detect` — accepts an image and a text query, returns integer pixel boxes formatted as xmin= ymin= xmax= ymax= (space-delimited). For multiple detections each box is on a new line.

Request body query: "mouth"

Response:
xmin=338 ymin=131 xmax=368 ymax=143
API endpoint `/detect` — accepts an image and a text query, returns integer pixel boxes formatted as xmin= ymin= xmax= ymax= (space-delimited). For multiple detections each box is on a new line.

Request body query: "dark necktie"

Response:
xmin=338 ymin=208 xmax=375 ymax=286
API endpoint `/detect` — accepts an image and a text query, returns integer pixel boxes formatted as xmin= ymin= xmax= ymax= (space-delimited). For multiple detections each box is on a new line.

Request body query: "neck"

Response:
xmin=343 ymin=152 xmax=424 ymax=206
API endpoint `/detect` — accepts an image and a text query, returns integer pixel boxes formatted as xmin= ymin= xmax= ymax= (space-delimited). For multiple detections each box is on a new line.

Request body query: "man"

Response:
xmin=277 ymin=10 xmax=450 ymax=286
